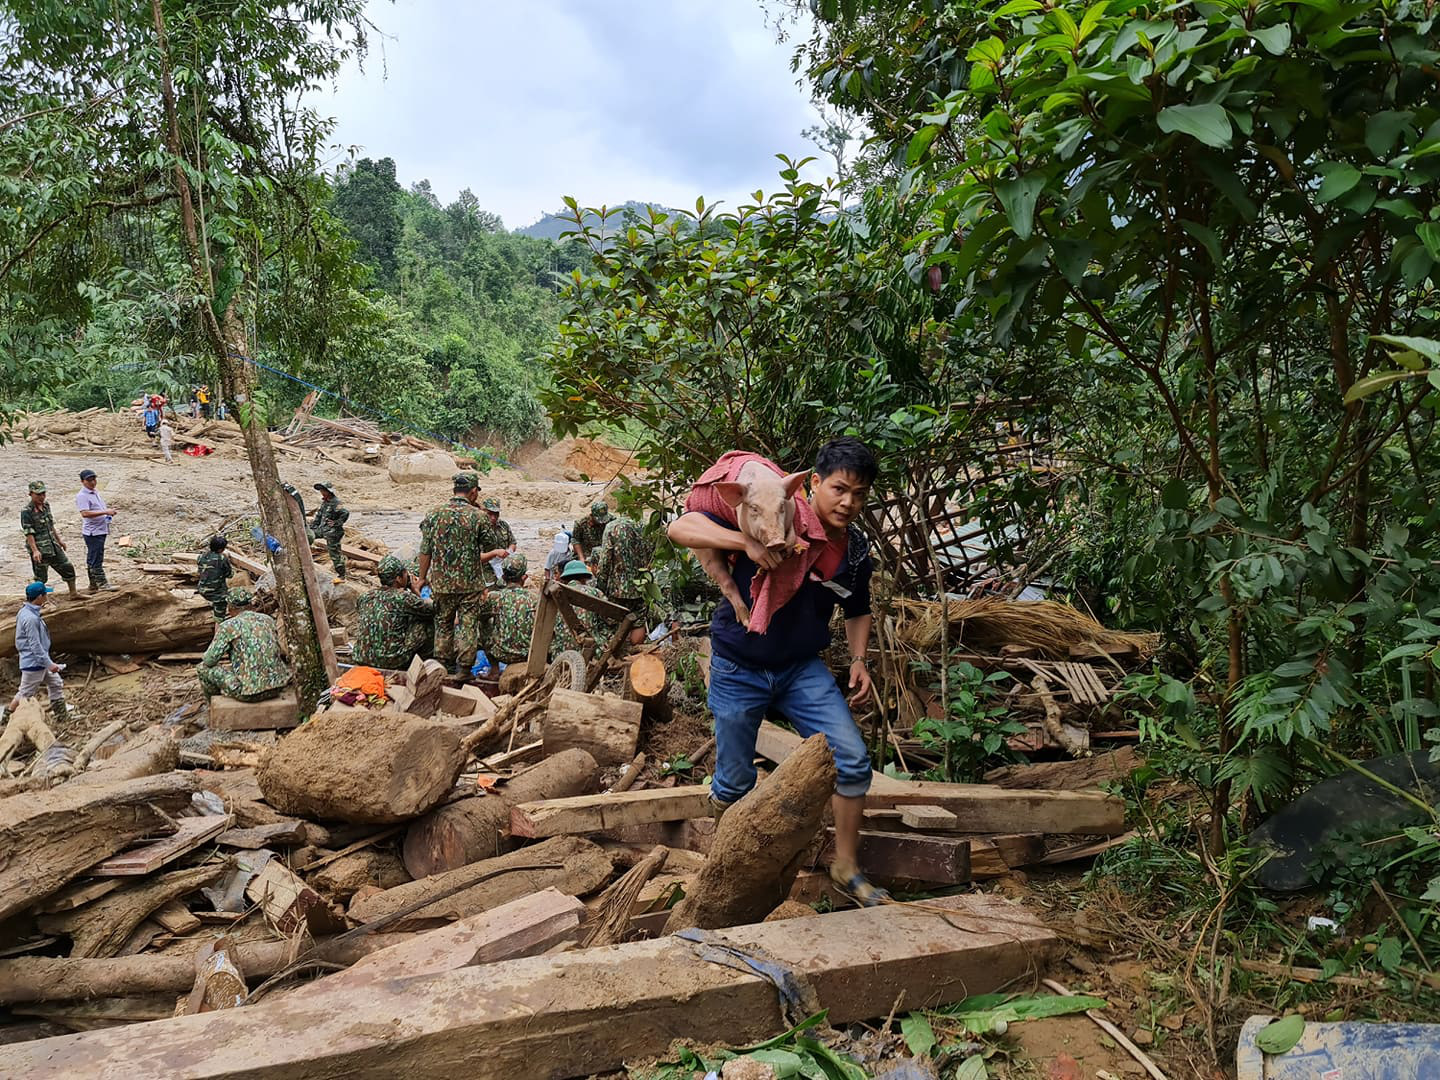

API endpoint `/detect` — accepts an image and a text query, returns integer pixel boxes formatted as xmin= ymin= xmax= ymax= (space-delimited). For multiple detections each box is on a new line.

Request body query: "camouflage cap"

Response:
xmin=482 ymin=496 xmax=501 ymax=512
xmin=502 ymin=552 xmax=528 ymax=580
xmin=590 ymin=499 xmax=610 ymax=520
xmin=377 ymin=555 xmax=407 ymax=584
xmin=227 ymin=587 xmax=255 ymax=606
xmin=452 ymin=472 xmax=479 ymax=492
xmin=27 ymin=481 xmax=46 ymax=494
xmin=560 ymin=559 xmax=592 ymax=580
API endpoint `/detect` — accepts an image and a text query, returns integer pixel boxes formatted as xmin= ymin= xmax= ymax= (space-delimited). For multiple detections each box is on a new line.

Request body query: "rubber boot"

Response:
xmin=87 ymin=571 xmax=99 ymax=593
xmin=708 ymin=794 xmax=732 ymax=824
xmin=49 ymin=697 xmax=72 ymax=723
xmin=66 ymin=578 xmax=78 ymax=598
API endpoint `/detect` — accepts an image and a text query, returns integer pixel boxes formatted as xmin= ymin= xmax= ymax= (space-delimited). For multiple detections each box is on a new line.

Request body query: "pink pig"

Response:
xmin=694 ymin=461 xmax=808 ymax=629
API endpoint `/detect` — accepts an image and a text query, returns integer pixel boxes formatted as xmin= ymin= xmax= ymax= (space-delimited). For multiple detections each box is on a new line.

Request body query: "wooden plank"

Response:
xmin=899 ymin=805 xmax=958 ymax=831
xmin=32 ymin=879 xmax=122 ymax=915
xmin=525 ymin=587 xmax=559 ymax=678
xmin=150 ymin=901 xmax=200 ymax=936
xmin=153 ymin=652 xmax=205 ymax=663
xmin=90 ymin=815 xmax=231 ymax=877
xmin=245 ymin=857 xmax=343 ymax=936
xmin=0 ymin=895 xmax=1059 ymax=1079
xmin=509 ymin=786 xmax=713 ymax=839
xmin=285 ymin=495 xmax=341 ymax=686
xmin=319 ymin=888 xmax=585 ymax=989
xmin=138 ymin=564 xmax=186 ymax=574
xmin=819 ymin=829 xmax=970 ymax=885
xmin=207 ymin=689 xmax=299 ymax=732
xmin=554 ymin=581 xmax=631 ymax=623
xmin=227 ymin=552 xmax=268 ymax=579
xmin=984 ymin=748 xmax=1140 ymax=791
xmin=481 ymin=740 xmax=544 ymax=771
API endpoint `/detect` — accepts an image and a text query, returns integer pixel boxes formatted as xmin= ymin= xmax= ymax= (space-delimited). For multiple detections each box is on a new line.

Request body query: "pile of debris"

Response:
xmin=0 ymin=615 xmax=1129 ymax=1075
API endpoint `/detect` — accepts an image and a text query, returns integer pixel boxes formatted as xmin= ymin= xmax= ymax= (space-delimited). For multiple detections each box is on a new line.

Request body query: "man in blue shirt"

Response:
xmin=11 ymin=581 xmax=69 ymax=722
xmin=667 ymin=437 xmax=885 ymax=906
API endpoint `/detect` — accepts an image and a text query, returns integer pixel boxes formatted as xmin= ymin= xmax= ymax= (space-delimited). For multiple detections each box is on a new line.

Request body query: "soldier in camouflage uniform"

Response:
xmin=310 ymin=481 xmax=350 ymax=580
xmin=197 ymin=535 xmax=235 ymax=619
xmin=196 ymin=588 xmax=291 ymax=702
xmin=570 ymin=500 xmax=611 ymax=561
xmin=418 ymin=473 xmax=496 ymax=675
xmin=353 ymin=555 xmax=435 ymax=671
xmin=593 ymin=516 xmax=649 ymax=611
xmin=477 ymin=553 xmax=536 ymax=665
xmin=480 ymin=496 xmax=517 ymax=584
xmin=21 ymin=482 xmax=77 ymax=597
xmin=551 ymin=559 xmax=613 ymax=656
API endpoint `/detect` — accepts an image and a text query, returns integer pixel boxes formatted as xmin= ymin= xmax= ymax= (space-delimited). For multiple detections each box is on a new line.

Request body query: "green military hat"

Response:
xmin=482 ymin=496 xmax=501 ymax=512
xmin=590 ymin=499 xmax=610 ymax=521
xmin=227 ymin=587 xmax=255 ymax=606
xmin=453 ymin=472 xmax=479 ymax=491
xmin=377 ymin=555 xmax=407 ymax=585
xmin=502 ymin=552 xmax=528 ymax=580
xmin=27 ymin=481 xmax=46 ymax=494
xmin=560 ymin=560 xmax=592 ymax=580
xmin=314 ymin=481 xmax=337 ymax=494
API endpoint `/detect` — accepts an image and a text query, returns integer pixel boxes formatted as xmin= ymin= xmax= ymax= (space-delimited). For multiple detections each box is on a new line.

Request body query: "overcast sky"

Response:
xmin=319 ymin=1 xmax=829 ymax=231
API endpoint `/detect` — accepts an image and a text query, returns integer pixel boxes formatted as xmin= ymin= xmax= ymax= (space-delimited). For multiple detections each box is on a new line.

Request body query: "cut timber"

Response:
xmin=245 ymin=858 xmax=342 ymax=936
xmin=0 ymin=771 xmax=197 ymax=922
xmin=819 ymin=829 xmax=970 ymax=885
xmin=899 ymin=805 xmax=958 ymax=830
xmin=90 ymin=815 xmax=231 ymax=876
xmin=323 ymin=888 xmax=584 ymax=989
xmin=215 ymin=821 xmax=309 ymax=849
xmin=509 ymin=784 xmax=712 ymax=839
xmin=151 ymin=902 xmax=201 ymax=936
xmin=439 ymin=684 xmax=485 ymax=718
xmin=865 ymin=782 xmax=1125 ymax=835
xmin=349 ymin=835 xmax=613 ymax=931
xmin=984 ymin=747 xmax=1141 ymax=790
xmin=207 ymin=689 xmax=299 ymax=732
xmin=37 ymin=864 xmax=223 ymax=959
xmin=665 ymin=734 xmax=834 ymax=932
xmin=624 ymin=652 xmax=671 ymax=723
xmin=541 ymin=687 xmax=641 ymax=767
xmin=970 ymin=834 xmax=1047 ymax=878
xmin=402 ymin=748 xmax=599 ymax=878
xmin=33 ymin=879 xmax=122 ymax=915
xmin=257 ymin=709 xmax=465 ymax=824
xmin=407 ymin=658 xmax=448 ymax=718
xmin=0 ymin=585 xmax=213 ymax=659
xmin=0 ymin=935 xmax=413 ymax=1005
xmin=0 ymin=894 xmax=1059 ymax=1079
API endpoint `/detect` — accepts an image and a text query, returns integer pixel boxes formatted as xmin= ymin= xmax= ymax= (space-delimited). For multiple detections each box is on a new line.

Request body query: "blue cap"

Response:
xmin=25 ymin=582 xmax=53 ymax=601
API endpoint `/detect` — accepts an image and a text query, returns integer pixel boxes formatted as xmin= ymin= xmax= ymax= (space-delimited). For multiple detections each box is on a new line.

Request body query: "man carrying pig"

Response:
xmin=667 ymin=436 xmax=886 ymax=906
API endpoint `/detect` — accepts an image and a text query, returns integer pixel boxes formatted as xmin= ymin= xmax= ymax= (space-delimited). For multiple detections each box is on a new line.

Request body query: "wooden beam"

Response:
xmin=819 ymin=829 xmax=970 ymax=885
xmin=551 ymin=581 xmax=631 ymax=623
xmin=509 ymin=786 xmax=712 ymax=839
xmin=0 ymin=895 xmax=1058 ymax=1079
xmin=285 ymin=495 xmax=340 ymax=686
xmin=899 ymin=805 xmax=959 ymax=830
xmin=524 ymin=587 xmax=559 ymax=678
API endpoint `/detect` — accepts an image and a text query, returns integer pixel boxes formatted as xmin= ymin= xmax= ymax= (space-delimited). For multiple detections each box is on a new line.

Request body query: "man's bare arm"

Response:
xmin=667 ymin=512 xmax=782 ymax=570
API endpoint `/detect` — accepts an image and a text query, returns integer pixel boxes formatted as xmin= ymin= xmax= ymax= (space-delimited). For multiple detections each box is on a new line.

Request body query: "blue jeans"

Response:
xmin=83 ymin=533 xmax=106 ymax=572
xmin=708 ymin=653 xmax=872 ymax=803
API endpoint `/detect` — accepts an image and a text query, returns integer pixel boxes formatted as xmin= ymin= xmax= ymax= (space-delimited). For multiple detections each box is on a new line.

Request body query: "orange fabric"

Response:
xmin=335 ymin=665 xmax=385 ymax=696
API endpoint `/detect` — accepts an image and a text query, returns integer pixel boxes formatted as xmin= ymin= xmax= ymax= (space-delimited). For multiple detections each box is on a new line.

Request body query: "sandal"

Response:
xmin=831 ymin=870 xmax=891 ymax=908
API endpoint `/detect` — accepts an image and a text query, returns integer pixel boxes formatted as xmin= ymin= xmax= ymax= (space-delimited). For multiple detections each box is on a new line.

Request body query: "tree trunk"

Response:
xmin=149 ymin=0 xmax=326 ymax=712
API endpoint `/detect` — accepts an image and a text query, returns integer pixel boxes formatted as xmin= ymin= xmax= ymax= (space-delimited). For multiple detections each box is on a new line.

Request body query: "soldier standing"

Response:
xmin=570 ymin=500 xmax=610 ymax=561
xmin=22 ymin=482 xmax=77 ymax=597
xmin=197 ymin=536 xmax=234 ymax=619
xmin=480 ymin=496 xmax=517 ymax=584
xmin=418 ymin=473 xmax=506 ymax=675
xmin=352 ymin=556 xmax=435 ymax=670
xmin=477 ymin=553 xmax=537 ymax=665
xmin=310 ymin=482 xmax=349 ymax=580
xmin=196 ymin=588 xmax=291 ymax=701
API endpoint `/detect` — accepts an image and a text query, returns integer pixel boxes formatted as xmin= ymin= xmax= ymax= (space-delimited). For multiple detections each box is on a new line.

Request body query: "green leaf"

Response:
xmin=955 ymin=1057 xmax=988 ymax=1080
xmin=900 ymin=1012 xmax=937 ymax=1057
xmin=1316 ymin=163 xmax=1362 ymax=203
xmin=1417 ymin=223 xmax=1440 ymax=262
xmin=1180 ymin=221 xmax=1222 ymax=265
xmin=906 ymin=125 xmax=942 ymax=165
xmin=1255 ymin=1014 xmax=1305 ymax=1055
xmin=1366 ymin=110 xmax=1412 ymax=158
xmin=1161 ymin=476 xmax=1190 ymax=510
xmin=995 ymin=176 xmax=1046 ymax=240
xmin=746 ymin=1049 xmax=806 ymax=1076
xmin=1373 ymin=334 xmax=1440 ymax=364
xmin=1343 ymin=370 xmax=1422 ymax=403
xmin=993 ymin=0 xmax=1042 ymax=16
xmin=1157 ymin=103 xmax=1233 ymax=148
xmin=1251 ymin=23 xmax=1291 ymax=55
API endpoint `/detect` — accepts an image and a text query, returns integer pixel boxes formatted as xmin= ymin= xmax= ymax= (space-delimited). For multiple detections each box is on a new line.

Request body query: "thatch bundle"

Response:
xmin=892 ymin=596 xmax=1159 ymax=660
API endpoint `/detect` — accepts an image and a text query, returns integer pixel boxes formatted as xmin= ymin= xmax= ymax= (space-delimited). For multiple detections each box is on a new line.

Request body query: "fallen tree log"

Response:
xmin=0 ymin=772 xmax=197 ymax=922
xmin=0 ymin=586 xmax=214 ymax=658
xmin=983 ymin=747 xmax=1141 ymax=790
xmin=72 ymin=728 xmax=180 ymax=786
xmin=257 ymin=710 xmax=465 ymax=824
xmin=0 ymin=934 xmax=411 ymax=1005
xmin=348 ymin=835 xmax=613 ymax=931
xmin=0 ymin=895 xmax=1058 ymax=1079
xmin=37 ymin=864 xmax=224 ymax=959
xmin=541 ymin=688 xmax=641 ymax=767
xmin=402 ymin=748 xmax=599 ymax=878
xmin=665 ymin=734 xmax=833 ymax=932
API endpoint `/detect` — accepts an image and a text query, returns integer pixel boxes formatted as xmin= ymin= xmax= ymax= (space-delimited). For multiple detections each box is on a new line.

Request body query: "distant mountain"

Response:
xmin=515 ymin=201 xmax=674 ymax=241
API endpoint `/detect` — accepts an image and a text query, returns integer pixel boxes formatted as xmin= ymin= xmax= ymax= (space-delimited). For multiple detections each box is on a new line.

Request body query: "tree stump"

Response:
xmin=623 ymin=653 xmax=672 ymax=724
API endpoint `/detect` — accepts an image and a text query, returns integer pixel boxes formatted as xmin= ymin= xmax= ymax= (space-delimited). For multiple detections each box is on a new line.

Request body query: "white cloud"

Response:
xmin=317 ymin=0 xmax=830 ymax=230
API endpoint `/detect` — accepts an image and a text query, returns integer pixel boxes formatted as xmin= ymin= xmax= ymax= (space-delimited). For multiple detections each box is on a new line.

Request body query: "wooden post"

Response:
xmin=285 ymin=496 xmax=340 ymax=688
xmin=525 ymin=588 xmax=559 ymax=678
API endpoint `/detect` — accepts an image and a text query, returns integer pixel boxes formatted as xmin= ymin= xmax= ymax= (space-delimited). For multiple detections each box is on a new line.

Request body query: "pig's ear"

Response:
xmin=714 ymin=481 xmax=746 ymax=508
xmin=781 ymin=471 xmax=808 ymax=498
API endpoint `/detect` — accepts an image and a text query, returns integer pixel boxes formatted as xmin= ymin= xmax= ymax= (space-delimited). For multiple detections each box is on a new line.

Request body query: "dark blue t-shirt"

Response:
xmin=704 ymin=513 xmax=873 ymax=670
